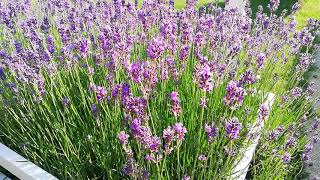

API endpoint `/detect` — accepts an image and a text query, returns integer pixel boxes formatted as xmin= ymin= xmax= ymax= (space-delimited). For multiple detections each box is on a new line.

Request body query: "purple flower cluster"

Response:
xmin=118 ymin=131 xmax=130 ymax=145
xmin=204 ymin=123 xmax=219 ymax=143
xmin=0 ymin=0 xmax=318 ymax=178
xmin=169 ymin=92 xmax=181 ymax=117
xmin=130 ymin=119 xmax=161 ymax=153
xmin=258 ymin=103 xmax=269 ymax=120
xmin=239 ymin=69 xmax=256 ymax=85
xmin=291 ymin=87 xmax=303 ymax=99
xmin=90 ymin=84 xmax=107 ymax=102
xmin=282 ymin=152 xmax=291 ymax=164
xmin=302 ymin=142 xmax=314 ymax=163
xmin=268 ymin=126 xmax=285 ymax=141
xmin=257 ymin=53 xmax=266 ymax=69
xmin=147 ymin=37 xmax=166 ymax=60
xmin=163 ymin=122 xmax=187 ymax=155
xmin=225 ymin=117 xmax=242 ymax=140
xmin=195 ymin=63 xmax=214 ymax=92
xmin=224 ymin=81 xmax=246 ymax=109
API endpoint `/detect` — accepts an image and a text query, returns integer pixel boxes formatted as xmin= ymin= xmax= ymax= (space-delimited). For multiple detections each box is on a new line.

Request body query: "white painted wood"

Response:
xmin=0 ymin=143 xmax=58 ymax=180
xmin=229 ymin=93 xmax=276 ymax=180
xmin=0 ymin=172 xmax=11 ymax=180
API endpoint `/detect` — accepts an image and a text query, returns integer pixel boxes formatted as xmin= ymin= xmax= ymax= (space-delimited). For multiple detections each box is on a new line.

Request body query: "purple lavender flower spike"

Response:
xmin=282 ymin=152 xmax=291 ymax=164
xmin=182 ymin=175 xmax=191 ymax=180
xmin=285 ymin=136 xmax=297 ymax=149
xmin=205 ymin=123 xmax=219 ymax=143
xmin=147 ymin=36 xmax=165 ymax=60
xmin=95 ymin=86 xmax=107 ymax=102
xmin=62 ymin=97 xmax=70 ymax=107
xmin=118 ymin=131 xmax=130 ymax=145
xmin=169 ymin=92 xmax=182 ymax=117
xmin=78 ymin=39 xmax=90 ymax=58
xmin=174 ymin=122 xmax=187 ymax=141
xmin=225 ymin=117 xmax=242 ymax=140
xmin=198 ymin=154 xmax=207 ymax=161
xmin=257 ymin=53 xmax=266 ymax=69
xmin=291 ymin=87 xmax=302 ymax=99
xmin=258 ymin=103 xmax=269 ymax=120
xmin=224 ymin=81 xmax=246 ymax=109
xmin=0 ymin=66 xmax=6 ymax=80
xmin=196 ymin=63 xmax=214 ymax=92
xmin=239 ymin=69 xmax=256 ymax=85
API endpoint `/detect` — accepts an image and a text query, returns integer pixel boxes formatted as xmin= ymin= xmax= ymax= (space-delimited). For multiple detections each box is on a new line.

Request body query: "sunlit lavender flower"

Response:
xmin=224 ymin=146 xmax=236 ymax=156
xmin=196 ymin=64 xmax=214 ymax=92
xmin=297 ymin=28 xmax=314 ymax=46
xmin=285 ymin=136 xmax=297 ymax=149
xmin=239 ymin=69 xmax=256 ymax=85
xmin=258 ymin=103 xmax=269 ymax=120
xmin=174 ymin=122 xmax=187 ymax=141
xmin=95 ymin=86 xmax=107 ymax=102
xmin=182 ymin=175 xmax=191 ymax=180
xmin=304 ymin=142 xmax=314 ymax=154
xmin=163 ymin=126 xmax=175 ymax=143
xmin=163 ymin=126 xmax=175 ymax=155
xmin=298 ymin=53 xmax=312 ymax=71
xmin=149 ymin=136 xmax=161 ymax=153
xmin=122 ymin=158 xmax=139 ymax=176
xmin=224 ymin=81 xmax=246 ymax=109
xmin=198 ymin=154 xmax=207 ymax=161
xmin=47 ymin=35 xmax=55 ymax=54
xmin=78 ymin=39 xmax=89 ymax=58
xmin=125 ymin=97 xmax=147 ymax=118
xmin=118 ymin=131 xmax=130 ymax=145
xmin=147 ymin=36 xmax=165 ymax=60
xmin=180 ymin=20 xmax=193 ymax=45
xmin=180 ymin=45 xmax=190 ymax=61
xmin=129 ymin=61 xmax=143 ymax=83
xmin=205 ymin=123 xmax=219 ymax=143
xmin=145 ymin=154 xmax=155 ymax=162
xmin=257 ymin=53 xmax=266 ymax=69
xmin=291 ymin=87 xmax=302 ymax=99
xmin=302 ymin=153 xmax=311 ymax=162
xmin=225 ymin=117 xmax=242 ymax=140
xmin=268 ymin=0 xmax=280 ymax=11
xmin=169 ymin=92 xmax=181 ymax=117
xmin=194 ymin=32 xmax=204 ymax=47
xmin=199 ymin=97 xmax=208 ymax=108
xmin=282 ymin=152 xmax=291 ymax=164
xmin=291 ymin=2 xmax=301 ymax=12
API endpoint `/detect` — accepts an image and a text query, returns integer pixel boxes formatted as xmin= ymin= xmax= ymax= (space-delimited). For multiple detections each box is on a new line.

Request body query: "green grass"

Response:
xmin=295 ymin=0 xmax=320 ymax=29
xmin=250 ymin=0 xmax=320 ymax=29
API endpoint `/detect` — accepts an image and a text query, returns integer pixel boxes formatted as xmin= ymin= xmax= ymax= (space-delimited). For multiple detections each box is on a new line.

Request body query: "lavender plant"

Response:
xmin=0 ymin=0 xmax=318 ymax=179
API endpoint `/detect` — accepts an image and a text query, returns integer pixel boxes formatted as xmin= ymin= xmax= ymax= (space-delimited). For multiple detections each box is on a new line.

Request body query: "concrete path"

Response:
xmin=305 ymin=48 xmax=320 ymax=179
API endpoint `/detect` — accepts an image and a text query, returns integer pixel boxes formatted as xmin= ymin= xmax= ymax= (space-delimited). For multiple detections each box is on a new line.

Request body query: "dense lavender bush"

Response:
xmin=0 ymin=0 xmax=319 ymax=179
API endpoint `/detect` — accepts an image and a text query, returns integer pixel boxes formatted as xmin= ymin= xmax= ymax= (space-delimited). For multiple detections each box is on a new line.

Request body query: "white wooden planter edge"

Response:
xmin=0 ymin=171 xmax=11 ymax=180
xmin=0 ymin=143 xmax=57 ymax=180
xmin=229 ymin=92 xmax=276 ymax=180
